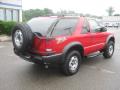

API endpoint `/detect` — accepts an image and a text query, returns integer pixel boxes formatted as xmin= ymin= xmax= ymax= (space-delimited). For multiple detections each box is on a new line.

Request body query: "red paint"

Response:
xmin=32 ymin=17 xmax=113 ymax=56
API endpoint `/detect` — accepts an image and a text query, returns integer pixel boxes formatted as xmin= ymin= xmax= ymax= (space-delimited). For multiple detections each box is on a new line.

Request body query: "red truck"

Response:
xmin=12 ymin=16 xmax=115 ymax=75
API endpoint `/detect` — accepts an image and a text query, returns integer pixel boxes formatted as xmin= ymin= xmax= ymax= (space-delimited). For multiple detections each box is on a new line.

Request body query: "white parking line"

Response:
xmin=101 ymin=69 xmax=116 ymax=74
xmin=0 ymin=46 xmax=5 ymax=49
xmin=84 ymin=65 xmax=116 ymax=74
xmin=8 ymin=55 xmax=14 ymax=57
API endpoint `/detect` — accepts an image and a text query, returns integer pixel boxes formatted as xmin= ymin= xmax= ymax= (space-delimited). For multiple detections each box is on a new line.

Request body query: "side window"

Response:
xmin=89 ymin=19 xmax=101 ymax=32
xmin=51 ymin=18 xmax=78 ymax=36
xmin=81 ymin=19 xmax=90 ymax=34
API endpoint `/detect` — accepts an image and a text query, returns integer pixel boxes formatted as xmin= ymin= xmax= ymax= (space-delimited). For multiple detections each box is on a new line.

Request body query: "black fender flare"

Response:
xmin=106 ymin=35 xmax=115 ymax=45
xmin=62 ymin=42 xmax=84 ymax=63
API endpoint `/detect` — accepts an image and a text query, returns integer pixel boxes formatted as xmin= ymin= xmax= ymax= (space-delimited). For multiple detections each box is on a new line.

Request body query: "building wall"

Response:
xmin=0 ymin=0 xmax=22 ymax=22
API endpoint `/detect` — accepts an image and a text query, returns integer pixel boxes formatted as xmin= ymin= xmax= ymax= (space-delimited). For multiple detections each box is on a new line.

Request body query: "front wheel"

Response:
xmin=62 ymin=50 xmax=82 ymax=76
xmin=103 ymin=41 xmax=115 ymax=58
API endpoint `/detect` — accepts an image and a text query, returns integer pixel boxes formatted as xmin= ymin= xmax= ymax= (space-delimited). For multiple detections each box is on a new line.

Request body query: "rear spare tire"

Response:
xmin=12 ymin=24 xmax=34 ymax=52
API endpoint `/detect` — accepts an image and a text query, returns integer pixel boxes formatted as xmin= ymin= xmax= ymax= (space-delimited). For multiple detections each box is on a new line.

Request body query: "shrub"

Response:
xmin=0 ymin=21 xmax=16 ymax=35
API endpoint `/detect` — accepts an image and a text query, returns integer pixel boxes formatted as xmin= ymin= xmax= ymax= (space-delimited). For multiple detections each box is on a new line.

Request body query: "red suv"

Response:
xmin=12 ymin=16 xmax=115 ymax=75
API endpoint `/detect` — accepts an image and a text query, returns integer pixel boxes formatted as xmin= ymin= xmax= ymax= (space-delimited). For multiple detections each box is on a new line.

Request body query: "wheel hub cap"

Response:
xmin=14 ymin=30 xmax=23 ymax=47
xmin=109 ymin=45 xmax=113 ymax=55
xmin=69 ymin=56 xmax=79 ymax=71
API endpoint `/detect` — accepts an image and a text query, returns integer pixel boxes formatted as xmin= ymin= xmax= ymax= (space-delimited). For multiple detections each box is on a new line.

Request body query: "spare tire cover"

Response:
xmin=12 ymin=24 xmax=34 ymax=52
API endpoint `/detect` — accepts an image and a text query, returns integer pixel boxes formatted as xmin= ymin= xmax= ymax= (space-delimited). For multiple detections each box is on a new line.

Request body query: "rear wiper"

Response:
xmin=64 ymin=27 xmax=72 ymax=35
xmin=64 ymin=27 xmax=72 ymax=30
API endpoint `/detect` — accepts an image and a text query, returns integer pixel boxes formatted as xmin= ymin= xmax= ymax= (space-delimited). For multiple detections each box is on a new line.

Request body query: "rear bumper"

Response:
xmin=14 ymin=49 xmax=63 ymax=64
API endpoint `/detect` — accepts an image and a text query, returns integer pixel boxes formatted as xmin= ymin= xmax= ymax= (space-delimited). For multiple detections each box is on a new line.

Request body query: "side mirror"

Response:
xmin=100 ymin=27 xmax=107 ymax=32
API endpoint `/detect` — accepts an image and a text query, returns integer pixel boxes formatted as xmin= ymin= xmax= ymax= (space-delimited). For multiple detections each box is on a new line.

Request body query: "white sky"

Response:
xmin=22 ymin=0 xmax=120 ymax=16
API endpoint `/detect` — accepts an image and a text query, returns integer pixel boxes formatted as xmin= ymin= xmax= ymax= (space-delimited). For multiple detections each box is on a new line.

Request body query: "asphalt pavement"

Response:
xmin=0 ymin=29 xmax=120 ymax=90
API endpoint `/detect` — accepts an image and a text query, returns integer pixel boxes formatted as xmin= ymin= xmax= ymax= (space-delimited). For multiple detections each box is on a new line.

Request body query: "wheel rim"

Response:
xmin=69 ymin=56 xmax=79 ymax=72
xmin=14 ymin=30 xmax=23 ymax=47
xmin=108 ymin=45 xmax=114 ymax=55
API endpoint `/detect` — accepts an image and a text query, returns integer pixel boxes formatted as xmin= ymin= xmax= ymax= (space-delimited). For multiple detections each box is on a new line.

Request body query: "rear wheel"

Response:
xmin=103 ymin=41 xmax=114 ymax=58
xmin=62 ymin=50 xmax=82 ymax=76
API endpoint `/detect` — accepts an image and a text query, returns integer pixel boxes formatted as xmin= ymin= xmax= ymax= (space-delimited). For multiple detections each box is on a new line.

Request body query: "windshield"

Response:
xmin=27 ymin=17 xmax=57 ymax=36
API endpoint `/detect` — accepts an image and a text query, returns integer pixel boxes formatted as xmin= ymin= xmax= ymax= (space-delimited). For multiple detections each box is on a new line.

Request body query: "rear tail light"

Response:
xmin=46 ymin=49 xmax=53 ymax=52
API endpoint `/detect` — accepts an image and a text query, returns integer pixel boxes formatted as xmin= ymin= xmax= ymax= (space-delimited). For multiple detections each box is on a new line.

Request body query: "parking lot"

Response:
xmin=0 ymin=29 xmax=120 ymax=90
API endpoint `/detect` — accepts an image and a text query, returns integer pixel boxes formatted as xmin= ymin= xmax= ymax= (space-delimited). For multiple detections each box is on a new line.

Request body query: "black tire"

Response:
xmin=62 ymin=50 xmax=82 ymax=76
xmin=103 ymin=41 xmax=115 ymax=58
xmin=12 ymin=24 xmax=34 ymax=52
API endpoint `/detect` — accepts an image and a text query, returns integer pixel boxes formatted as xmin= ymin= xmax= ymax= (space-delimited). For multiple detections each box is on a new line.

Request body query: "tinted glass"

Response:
xmin=27 ymin=17 xmax=57 ymax=36
xmin=81 ymin=19 xmax=90 ymax=34
xmin=89 ymin=19 xmax=101 ymax=32
xmin=52 ymin=18 xmax=78 ymax=36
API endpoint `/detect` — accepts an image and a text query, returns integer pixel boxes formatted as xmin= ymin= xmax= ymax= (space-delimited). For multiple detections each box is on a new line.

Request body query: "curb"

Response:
xmin=0 ymin=36 xmax=11 ymax=42
xmin=0 ymin=39 xmax=11 ymax=42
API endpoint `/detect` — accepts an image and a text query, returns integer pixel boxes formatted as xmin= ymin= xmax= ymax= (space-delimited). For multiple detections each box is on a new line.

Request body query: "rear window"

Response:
xmin=27 ymin=17 xmax=57 ymax=36
xmin=51 ymin=18 xmax=78 ymax=36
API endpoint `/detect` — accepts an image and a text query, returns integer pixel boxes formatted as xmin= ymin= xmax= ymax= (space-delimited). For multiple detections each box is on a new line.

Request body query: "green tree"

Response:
xmin=106 ymin=6 xmax=115 ymax=16
xmin=22 ymin=8 xmax=54 ymax=21
xmin=43 ymin=8 xmax=53 ymax=16
xmin=56 ymin=10 xmax=67 ymax=16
